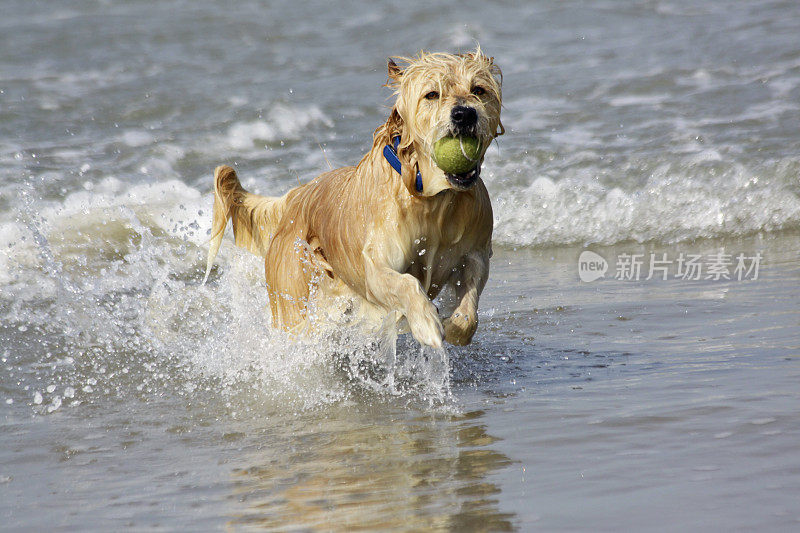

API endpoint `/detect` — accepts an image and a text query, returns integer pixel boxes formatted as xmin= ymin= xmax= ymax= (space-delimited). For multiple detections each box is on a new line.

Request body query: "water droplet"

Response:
xmin=47 ymin=396 xmax=62 ymax=413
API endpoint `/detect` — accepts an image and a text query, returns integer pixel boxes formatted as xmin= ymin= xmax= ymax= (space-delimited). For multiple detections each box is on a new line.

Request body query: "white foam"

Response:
xmin=225 ymin=104 xmax=333 ymax=151
xmin=608 ymin=94 xmax=671 ymax=107
xmin=527 ymin=176 xmax=558 ymax=198
xmin=2 ymin=175 xmax=453 ymax=411
xmin=0 ymin=177 xmax=212 ymax=301
xmin=119 ymin=130 xmax=155 ymax=148
xmin=484 ymin=155 xmax=800 ymax=247
xmin=144 ymin=240 xmax=452 ymax=408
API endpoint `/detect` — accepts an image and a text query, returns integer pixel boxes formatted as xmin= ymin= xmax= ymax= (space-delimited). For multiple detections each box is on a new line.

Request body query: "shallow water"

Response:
xmin=2 ymin=0 xmax=800 ymax=530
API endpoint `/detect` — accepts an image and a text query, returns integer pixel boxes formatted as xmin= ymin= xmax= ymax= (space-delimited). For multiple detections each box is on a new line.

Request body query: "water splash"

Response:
xmin=2 ymin=179 xmax=455 ymax=415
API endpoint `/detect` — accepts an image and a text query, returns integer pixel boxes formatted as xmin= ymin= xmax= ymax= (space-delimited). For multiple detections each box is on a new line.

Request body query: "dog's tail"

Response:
xmin=203 ymin=165 xmax=286 ymax=284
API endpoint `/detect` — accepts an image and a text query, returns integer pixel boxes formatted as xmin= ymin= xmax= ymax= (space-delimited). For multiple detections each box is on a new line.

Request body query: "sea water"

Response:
xmin=2 ymin=0 xmax=799 ymax=530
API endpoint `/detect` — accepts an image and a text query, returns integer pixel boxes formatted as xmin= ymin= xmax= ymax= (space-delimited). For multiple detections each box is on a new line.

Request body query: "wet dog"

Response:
xmin=205 ymin=49 xmax=503 ymax=348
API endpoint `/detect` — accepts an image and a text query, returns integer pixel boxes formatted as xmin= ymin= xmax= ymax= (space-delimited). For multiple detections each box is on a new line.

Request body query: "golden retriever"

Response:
xmin=204 ymin=49 xmax=503 ymax=348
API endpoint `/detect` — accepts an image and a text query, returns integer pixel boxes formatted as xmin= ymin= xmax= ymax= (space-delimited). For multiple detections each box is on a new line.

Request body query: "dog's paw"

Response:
xmin=407 ymin=302 xmax=444 ymax=349
xmin=443 ymin=311 xmax=477 ymax=346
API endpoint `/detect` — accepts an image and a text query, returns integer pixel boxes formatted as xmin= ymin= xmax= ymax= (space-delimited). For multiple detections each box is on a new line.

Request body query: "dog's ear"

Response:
xmin=387 ymin=59 xmax=402 ymax=83
xmin=386 ymin=108 xmax=403 ymax=139
xmin=385 ymin=107 xmax=421 ymax=194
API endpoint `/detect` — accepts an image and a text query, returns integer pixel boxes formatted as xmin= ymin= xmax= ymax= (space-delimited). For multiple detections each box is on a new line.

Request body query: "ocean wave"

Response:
xmin=484 ymin=152 xmax=800 ymax=247
xmin=0 ymin=176 xmax=452 ymax=410
xmin=224 ymin=104 xmax=333 ymax=151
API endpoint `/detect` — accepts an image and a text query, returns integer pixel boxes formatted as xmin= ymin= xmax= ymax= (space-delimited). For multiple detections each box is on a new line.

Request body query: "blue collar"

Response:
xmin=383 ymin=136 xmax=423 ymax=192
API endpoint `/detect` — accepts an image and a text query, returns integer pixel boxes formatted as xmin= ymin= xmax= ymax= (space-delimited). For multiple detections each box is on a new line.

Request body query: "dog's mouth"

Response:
xmin=445 ymin=164 xmax=481 ymax=189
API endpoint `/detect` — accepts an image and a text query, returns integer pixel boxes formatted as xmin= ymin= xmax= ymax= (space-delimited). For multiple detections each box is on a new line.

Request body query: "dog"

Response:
xmin=204 ymin=49 xmax=503 ymax=348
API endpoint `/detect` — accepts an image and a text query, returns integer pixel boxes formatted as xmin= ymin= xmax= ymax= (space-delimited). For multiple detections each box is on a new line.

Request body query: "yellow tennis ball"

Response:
xmin=433 ymin=136 xmax=482 ymax=175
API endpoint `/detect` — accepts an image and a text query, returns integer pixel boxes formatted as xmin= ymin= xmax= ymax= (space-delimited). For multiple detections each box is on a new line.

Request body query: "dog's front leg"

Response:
xmin=443 ymin=250 xmax=490 ymax=346
xmin=363 ymin=258 xmax=444 ymax=349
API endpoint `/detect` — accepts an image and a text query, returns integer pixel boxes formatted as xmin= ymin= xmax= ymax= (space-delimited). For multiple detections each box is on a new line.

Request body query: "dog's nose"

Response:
xmin=451 ymin=106 xmax=478 ymax=128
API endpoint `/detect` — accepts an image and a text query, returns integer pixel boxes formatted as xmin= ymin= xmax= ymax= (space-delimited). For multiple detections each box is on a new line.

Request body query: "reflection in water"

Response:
xmin=228 ymin=408 xmax=515 ymax=531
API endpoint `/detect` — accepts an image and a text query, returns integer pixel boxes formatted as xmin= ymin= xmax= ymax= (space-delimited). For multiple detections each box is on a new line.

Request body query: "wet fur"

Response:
xmin=205 ymin=49 xmax=503 ymax=347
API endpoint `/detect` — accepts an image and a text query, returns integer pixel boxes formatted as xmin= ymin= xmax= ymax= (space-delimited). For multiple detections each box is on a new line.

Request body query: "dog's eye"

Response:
xmin=424 ymin=91 xmax=439 ymax=100
xmin=471 ymin=86 xmax=486 ymax=96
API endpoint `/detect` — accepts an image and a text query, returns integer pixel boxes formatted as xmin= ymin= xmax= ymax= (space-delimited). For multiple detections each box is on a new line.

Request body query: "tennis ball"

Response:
xmin=433 ymin=136 xmax=482 ymax=175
